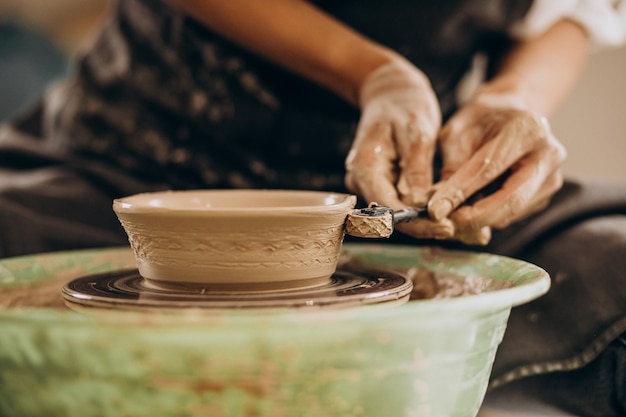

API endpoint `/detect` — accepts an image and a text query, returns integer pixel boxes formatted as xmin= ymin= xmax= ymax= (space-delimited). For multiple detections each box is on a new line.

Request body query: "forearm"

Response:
xmin=476 ymin=19 xmax=590 ymax=116
xmin=170 ymin=0 xmax=399 ymax=105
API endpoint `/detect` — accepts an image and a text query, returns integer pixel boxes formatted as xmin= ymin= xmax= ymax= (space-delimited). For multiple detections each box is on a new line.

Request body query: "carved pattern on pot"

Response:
xmin=120 ymin=220 xmax=345 ymax=270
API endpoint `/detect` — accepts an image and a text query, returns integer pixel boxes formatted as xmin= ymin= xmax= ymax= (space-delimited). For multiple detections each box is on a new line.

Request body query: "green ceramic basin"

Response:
xmin=0 ymin=243 xmax=549 ymax=417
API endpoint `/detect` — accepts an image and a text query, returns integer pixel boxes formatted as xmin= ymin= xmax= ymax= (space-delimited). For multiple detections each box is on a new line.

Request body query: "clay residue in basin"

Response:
xmin=337 ymin=252 xmax=513 ymax=301
xmin=403 ymin=266 xmax=509 ymax=300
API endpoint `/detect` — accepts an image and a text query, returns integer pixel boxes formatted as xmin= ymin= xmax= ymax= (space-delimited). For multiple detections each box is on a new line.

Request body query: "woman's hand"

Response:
xmin=345 ymin=59 xmax=457 ymax=240
xmin=425 ymin=19 xmax=588 ymax=245
xmin=427 ymin=94 xmax=567 ymax=244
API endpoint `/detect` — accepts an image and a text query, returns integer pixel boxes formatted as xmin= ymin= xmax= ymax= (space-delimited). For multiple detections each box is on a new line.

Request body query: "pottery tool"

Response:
xmin=344 ymin=203 xmax=427 ymax=238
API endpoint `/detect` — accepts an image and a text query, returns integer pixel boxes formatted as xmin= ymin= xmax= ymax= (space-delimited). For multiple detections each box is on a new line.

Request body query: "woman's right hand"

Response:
xmin=345 ymin=58 xmax=456 ymax=240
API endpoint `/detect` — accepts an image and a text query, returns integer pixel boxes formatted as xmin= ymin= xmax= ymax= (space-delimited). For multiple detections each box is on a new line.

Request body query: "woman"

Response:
xmin=0 ymin=1 xmax=625 ymax=415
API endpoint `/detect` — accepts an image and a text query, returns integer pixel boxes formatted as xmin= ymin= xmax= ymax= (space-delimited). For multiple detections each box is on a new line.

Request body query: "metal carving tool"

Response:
xmin=344 ymin=203 xmax=428 ymax=238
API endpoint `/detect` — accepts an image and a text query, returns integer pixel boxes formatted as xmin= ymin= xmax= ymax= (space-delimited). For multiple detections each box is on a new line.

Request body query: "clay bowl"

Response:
xmin=0 ymin=244 xmax=551 ymax=417
xmin=112 ymin=189 xmax=357 ymax=289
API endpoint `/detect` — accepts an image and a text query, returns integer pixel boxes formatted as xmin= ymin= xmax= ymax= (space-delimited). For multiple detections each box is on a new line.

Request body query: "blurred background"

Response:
xmin=1 ymin=0 xmax=624 ymax=183
xmin=551 ymin=47 xmax=626 ymax=183
xmin=0 ymin=0 xmax=108 ymax=118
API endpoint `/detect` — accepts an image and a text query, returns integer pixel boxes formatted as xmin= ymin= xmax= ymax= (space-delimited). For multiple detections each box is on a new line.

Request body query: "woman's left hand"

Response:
xmin=427 ymin=95 xmax=567 ymax=244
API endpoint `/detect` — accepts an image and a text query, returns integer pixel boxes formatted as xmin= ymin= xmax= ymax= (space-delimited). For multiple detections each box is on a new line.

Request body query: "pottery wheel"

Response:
xmin=62 ymin=266 xmax=413 ymax=311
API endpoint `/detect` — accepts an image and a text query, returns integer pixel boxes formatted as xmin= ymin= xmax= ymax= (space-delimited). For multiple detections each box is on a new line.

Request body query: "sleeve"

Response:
xmin=510 ymin=0 xmax=626 ymax=51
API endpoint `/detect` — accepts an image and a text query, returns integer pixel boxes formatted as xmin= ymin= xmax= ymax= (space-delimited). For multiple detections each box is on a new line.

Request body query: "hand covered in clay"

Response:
xmin=428 ymin=95 xmax=567 ymax=245
xmin=345 ymin=58 xmax=455 ymax=239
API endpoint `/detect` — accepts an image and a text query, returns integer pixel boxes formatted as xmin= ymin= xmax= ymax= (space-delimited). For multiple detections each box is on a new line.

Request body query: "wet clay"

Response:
xmin=114 ymin=190 xmax=357 ymax=287
xmin=403 ymin=266 xmax=511 ymax=300
xmin=337 ymin=252 xmax=512 ymax=301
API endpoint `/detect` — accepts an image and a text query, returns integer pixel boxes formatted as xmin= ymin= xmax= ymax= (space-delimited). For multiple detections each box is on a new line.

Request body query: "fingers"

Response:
xmin=346 ymin=62 xmax=441 ymax=210
xmin=395 ymin=217 xmax=455 ymax=240
xmin=392 ymin=84 xmax=440 ymax=205
xmin=428 ymin=112 xmax=554 ymax=221
xmin=438 ymin=111 xmax=483 ymax=181
xmin=345 ymin=121 xmax=405 ymax=209
xmin=394 ymin=215 xmax=492 ymax=244
xmin=449 ymin=146 xmax=564 ymax=234
xmin=453 ymin=225 xmax=492 ymax=245
xmin=451 ymin=167 xmax=563 ymax=232
xmin=428 ymin=148 xmax=510 ymax=221
xmin=345 ymin=104 xmax=449 ymax=241
xmin=396 ymin=119 xmax=438 ymax=205
xmin=428 ymin=104 xmax=566 ymax=241
xmin=346 ymin=124 xmax=437 ymax=212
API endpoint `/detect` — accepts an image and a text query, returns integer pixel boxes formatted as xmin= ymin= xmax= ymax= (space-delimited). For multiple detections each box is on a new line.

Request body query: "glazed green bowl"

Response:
xmin=0 ymin=243 xmax=549 ymax=417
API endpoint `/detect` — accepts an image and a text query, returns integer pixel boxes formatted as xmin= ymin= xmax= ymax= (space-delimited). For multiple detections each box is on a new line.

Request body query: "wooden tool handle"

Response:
xmin=344 ymin=204 xmax=425 ymax=238
xmin=344 ymin=207 xmax=394 ymax=238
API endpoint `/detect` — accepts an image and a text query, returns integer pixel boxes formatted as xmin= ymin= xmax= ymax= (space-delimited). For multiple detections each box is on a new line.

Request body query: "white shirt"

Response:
xmin=512 ymin=0 xmax=626 ymax=50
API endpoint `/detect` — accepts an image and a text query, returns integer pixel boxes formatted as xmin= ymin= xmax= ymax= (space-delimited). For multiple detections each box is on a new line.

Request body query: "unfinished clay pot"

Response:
xmin=113 ymin=189 xmax=357 ymax=288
